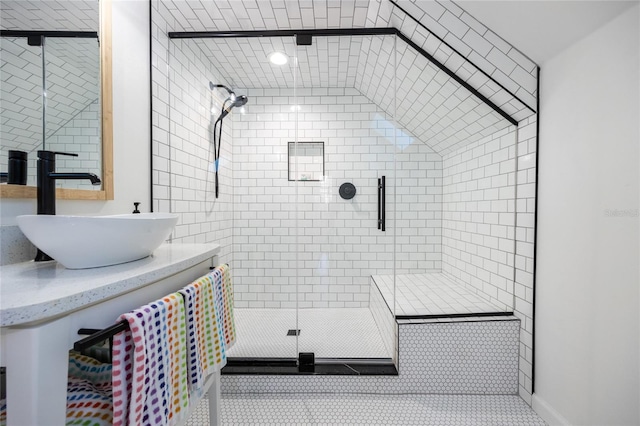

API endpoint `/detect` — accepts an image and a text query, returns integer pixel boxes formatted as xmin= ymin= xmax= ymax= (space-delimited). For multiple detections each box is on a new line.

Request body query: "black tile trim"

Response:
xmin=394 ymin=32 xmax=517 ymax=126
xmin=0 ymin=30 xmax=98 ymax=38
xmin=226 ymin=357 xmax=297 ymax=367
xmin=398 ymin=318 xmax=519 ymax=326
xmin=149 ymin=0 xmax=154 ymax=212
xmin=222 ymin=358 xmax=398 ymax=376
xmin=396 ymin=311 xmax=514 ymax=321
xmin=167 ymin=27 xmax=518 ymax=126
xmin=531 ymin=65 xmax=541 ymax=395
xmin=388 ymin=0 xmax=536 ymax=114
xmin=168 ymin=28 xmax=398 ymax=38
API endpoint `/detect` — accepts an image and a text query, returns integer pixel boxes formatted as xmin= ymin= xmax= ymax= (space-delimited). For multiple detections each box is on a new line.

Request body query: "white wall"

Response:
xmin=0 ymin=0 xmax=150 ymax=225
xmin=535 ymin=5 xmax=639 ymax=425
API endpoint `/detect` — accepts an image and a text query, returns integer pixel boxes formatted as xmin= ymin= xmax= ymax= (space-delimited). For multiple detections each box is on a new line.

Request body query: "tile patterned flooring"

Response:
xmin=186 ymin=394 xmax=547 ymax=425
xmin=226 ymin=308 xmax=391 ymax=359
xmin=372 ymin=273 xmax=507 ymax=317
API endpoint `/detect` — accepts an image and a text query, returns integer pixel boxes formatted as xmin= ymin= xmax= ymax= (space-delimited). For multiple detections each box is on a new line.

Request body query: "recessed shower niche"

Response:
xmin=288 ymin=141 xmax=324 ymax=181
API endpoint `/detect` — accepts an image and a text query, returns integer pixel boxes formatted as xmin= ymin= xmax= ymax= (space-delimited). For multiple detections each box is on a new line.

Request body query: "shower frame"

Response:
xmin=165 ymin=26 xmax=524 ymax=372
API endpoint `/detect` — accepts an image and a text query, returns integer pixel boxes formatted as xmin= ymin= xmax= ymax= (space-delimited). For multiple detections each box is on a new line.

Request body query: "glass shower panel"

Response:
xmin=392 ymin=35 xmax=518 ymax=319
xmin=168 ymin=36 xmax=302 ymax=359
xmin=294 ymin=35 xmax=397 ymax=360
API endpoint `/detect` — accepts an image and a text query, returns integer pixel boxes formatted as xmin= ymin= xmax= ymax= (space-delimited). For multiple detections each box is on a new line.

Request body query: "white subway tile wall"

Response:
xmin=442 ymin=126 xmax=518 ymax=311
xmin=232 ymin=87 xmax=442 ymax=309
xmin=514 ymin=114 xmax=537 ymax=403
xmin=152 ymin=2 xmax=235 ymax=264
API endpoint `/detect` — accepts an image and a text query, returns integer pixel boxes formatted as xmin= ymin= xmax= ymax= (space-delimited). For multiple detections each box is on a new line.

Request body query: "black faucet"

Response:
xmin=35 ymin=150 xmax=102 ymax=262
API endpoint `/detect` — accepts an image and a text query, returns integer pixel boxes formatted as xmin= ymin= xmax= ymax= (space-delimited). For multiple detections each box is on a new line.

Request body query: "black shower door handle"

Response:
xmin=377 ymin=178 xmax=381 ymax=230
xmin=378 ymin=176 xmax=386 ymax=231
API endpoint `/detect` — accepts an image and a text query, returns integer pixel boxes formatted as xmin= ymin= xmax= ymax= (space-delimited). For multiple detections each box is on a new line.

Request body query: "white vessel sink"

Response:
xmin=17 ymin=213 xmax=179 ymax=269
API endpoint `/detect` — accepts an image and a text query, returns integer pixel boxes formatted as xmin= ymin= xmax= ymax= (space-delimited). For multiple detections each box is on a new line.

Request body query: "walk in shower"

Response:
xmin=164 ymin=29 xmax=519 ymax=365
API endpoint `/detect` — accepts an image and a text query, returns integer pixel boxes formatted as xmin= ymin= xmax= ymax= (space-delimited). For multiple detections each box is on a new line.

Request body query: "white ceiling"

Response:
xmin=455 ymin=0 xmax=639 ymax=64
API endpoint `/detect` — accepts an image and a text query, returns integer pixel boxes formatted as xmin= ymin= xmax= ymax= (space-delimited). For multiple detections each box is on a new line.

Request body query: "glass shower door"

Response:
xmin=293 ymin=34 xmax=397 ymax=361
xmin=174 ymin=35 xmax=304 ymax=360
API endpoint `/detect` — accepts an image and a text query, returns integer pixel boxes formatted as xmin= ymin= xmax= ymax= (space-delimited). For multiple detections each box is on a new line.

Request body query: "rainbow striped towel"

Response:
xmin=179 ymin=274 xmax=221 ymax=395
xmin=0 ymin=353 xmax=114 ymax=426
xmin=162 ymin=293 xmax=190 ymax=425
xmin=211 ymin=264 xmax=236 ymax=349
xmin=112 ymin=295 xmax=189 ymax=426
xmin=179 ymin=265 xmax=235 ymax=395
xmin=66 ymin=352 xmax=113 ymax=426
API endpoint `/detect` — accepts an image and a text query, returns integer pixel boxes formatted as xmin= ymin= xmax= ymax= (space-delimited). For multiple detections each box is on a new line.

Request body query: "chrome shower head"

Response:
xmin=218 ymin=94 xmax=248 ymax=121
xmin=210 ymin=82 xmax=248 ymax=121
xmin=232 ymin=95 xmax=248 ymax=108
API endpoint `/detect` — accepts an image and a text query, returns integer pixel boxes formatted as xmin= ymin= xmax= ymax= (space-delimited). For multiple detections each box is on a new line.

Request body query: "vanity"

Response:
xmin=0 ymin=243 xmax=220 ymax=425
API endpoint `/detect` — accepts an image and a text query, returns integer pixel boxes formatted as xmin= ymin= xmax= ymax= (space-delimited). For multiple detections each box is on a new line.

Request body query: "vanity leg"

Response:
xmin=208 ymin=371 xmax=222 ymax=426
xmin=5 ymin=316 xmax=70 ymax=425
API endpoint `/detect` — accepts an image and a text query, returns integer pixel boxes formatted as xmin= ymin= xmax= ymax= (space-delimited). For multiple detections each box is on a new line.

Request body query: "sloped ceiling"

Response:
xmin=159 ymin=0 xmax=532 ymax=156
xmin=192 ymin=34 xmax=512 ymax=156
xmin=159 ymin=0 xmax=537 ymax=119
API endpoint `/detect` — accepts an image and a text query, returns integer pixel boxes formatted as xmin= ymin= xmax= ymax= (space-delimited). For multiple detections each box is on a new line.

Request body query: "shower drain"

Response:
xmin=286 ymin=329 xmax=300 ymax=336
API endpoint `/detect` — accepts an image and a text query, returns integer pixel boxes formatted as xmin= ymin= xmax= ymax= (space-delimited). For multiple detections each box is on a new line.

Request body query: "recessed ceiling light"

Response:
xmin=268 ymin=51 xmax=288 ymax=65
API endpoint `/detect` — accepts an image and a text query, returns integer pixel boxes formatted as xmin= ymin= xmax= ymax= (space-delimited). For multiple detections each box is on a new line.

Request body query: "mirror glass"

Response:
xmin=0 ymin=0 xmax=102 ymax=190
xmin=0 ymin=36 xmax=43 ymax=186
xmin=44 ymin=37 xmax=101 ymax=189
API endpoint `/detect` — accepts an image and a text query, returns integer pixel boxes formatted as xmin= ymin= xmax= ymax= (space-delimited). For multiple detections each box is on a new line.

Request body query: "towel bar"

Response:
xmin=210 ymin=262 xmax=229 ymax=270
xmin=73 ymin=322 xmax=129 ymax=352
xmin=73 ymin=263 xmax=230 ymax=352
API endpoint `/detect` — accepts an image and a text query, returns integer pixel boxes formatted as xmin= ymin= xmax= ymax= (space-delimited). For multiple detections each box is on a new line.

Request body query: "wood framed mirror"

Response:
xmin=0 ymin=0 xmax=113 ymax=201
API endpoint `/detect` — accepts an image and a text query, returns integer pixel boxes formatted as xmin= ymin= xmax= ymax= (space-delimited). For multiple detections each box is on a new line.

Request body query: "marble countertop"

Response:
xmin=0 ymin=243 xmax=220 ymax=327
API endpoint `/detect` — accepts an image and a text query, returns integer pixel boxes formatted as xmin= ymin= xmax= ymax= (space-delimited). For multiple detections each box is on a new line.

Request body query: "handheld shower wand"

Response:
xmin=210 ymin=82 xmax=248 ymax=198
